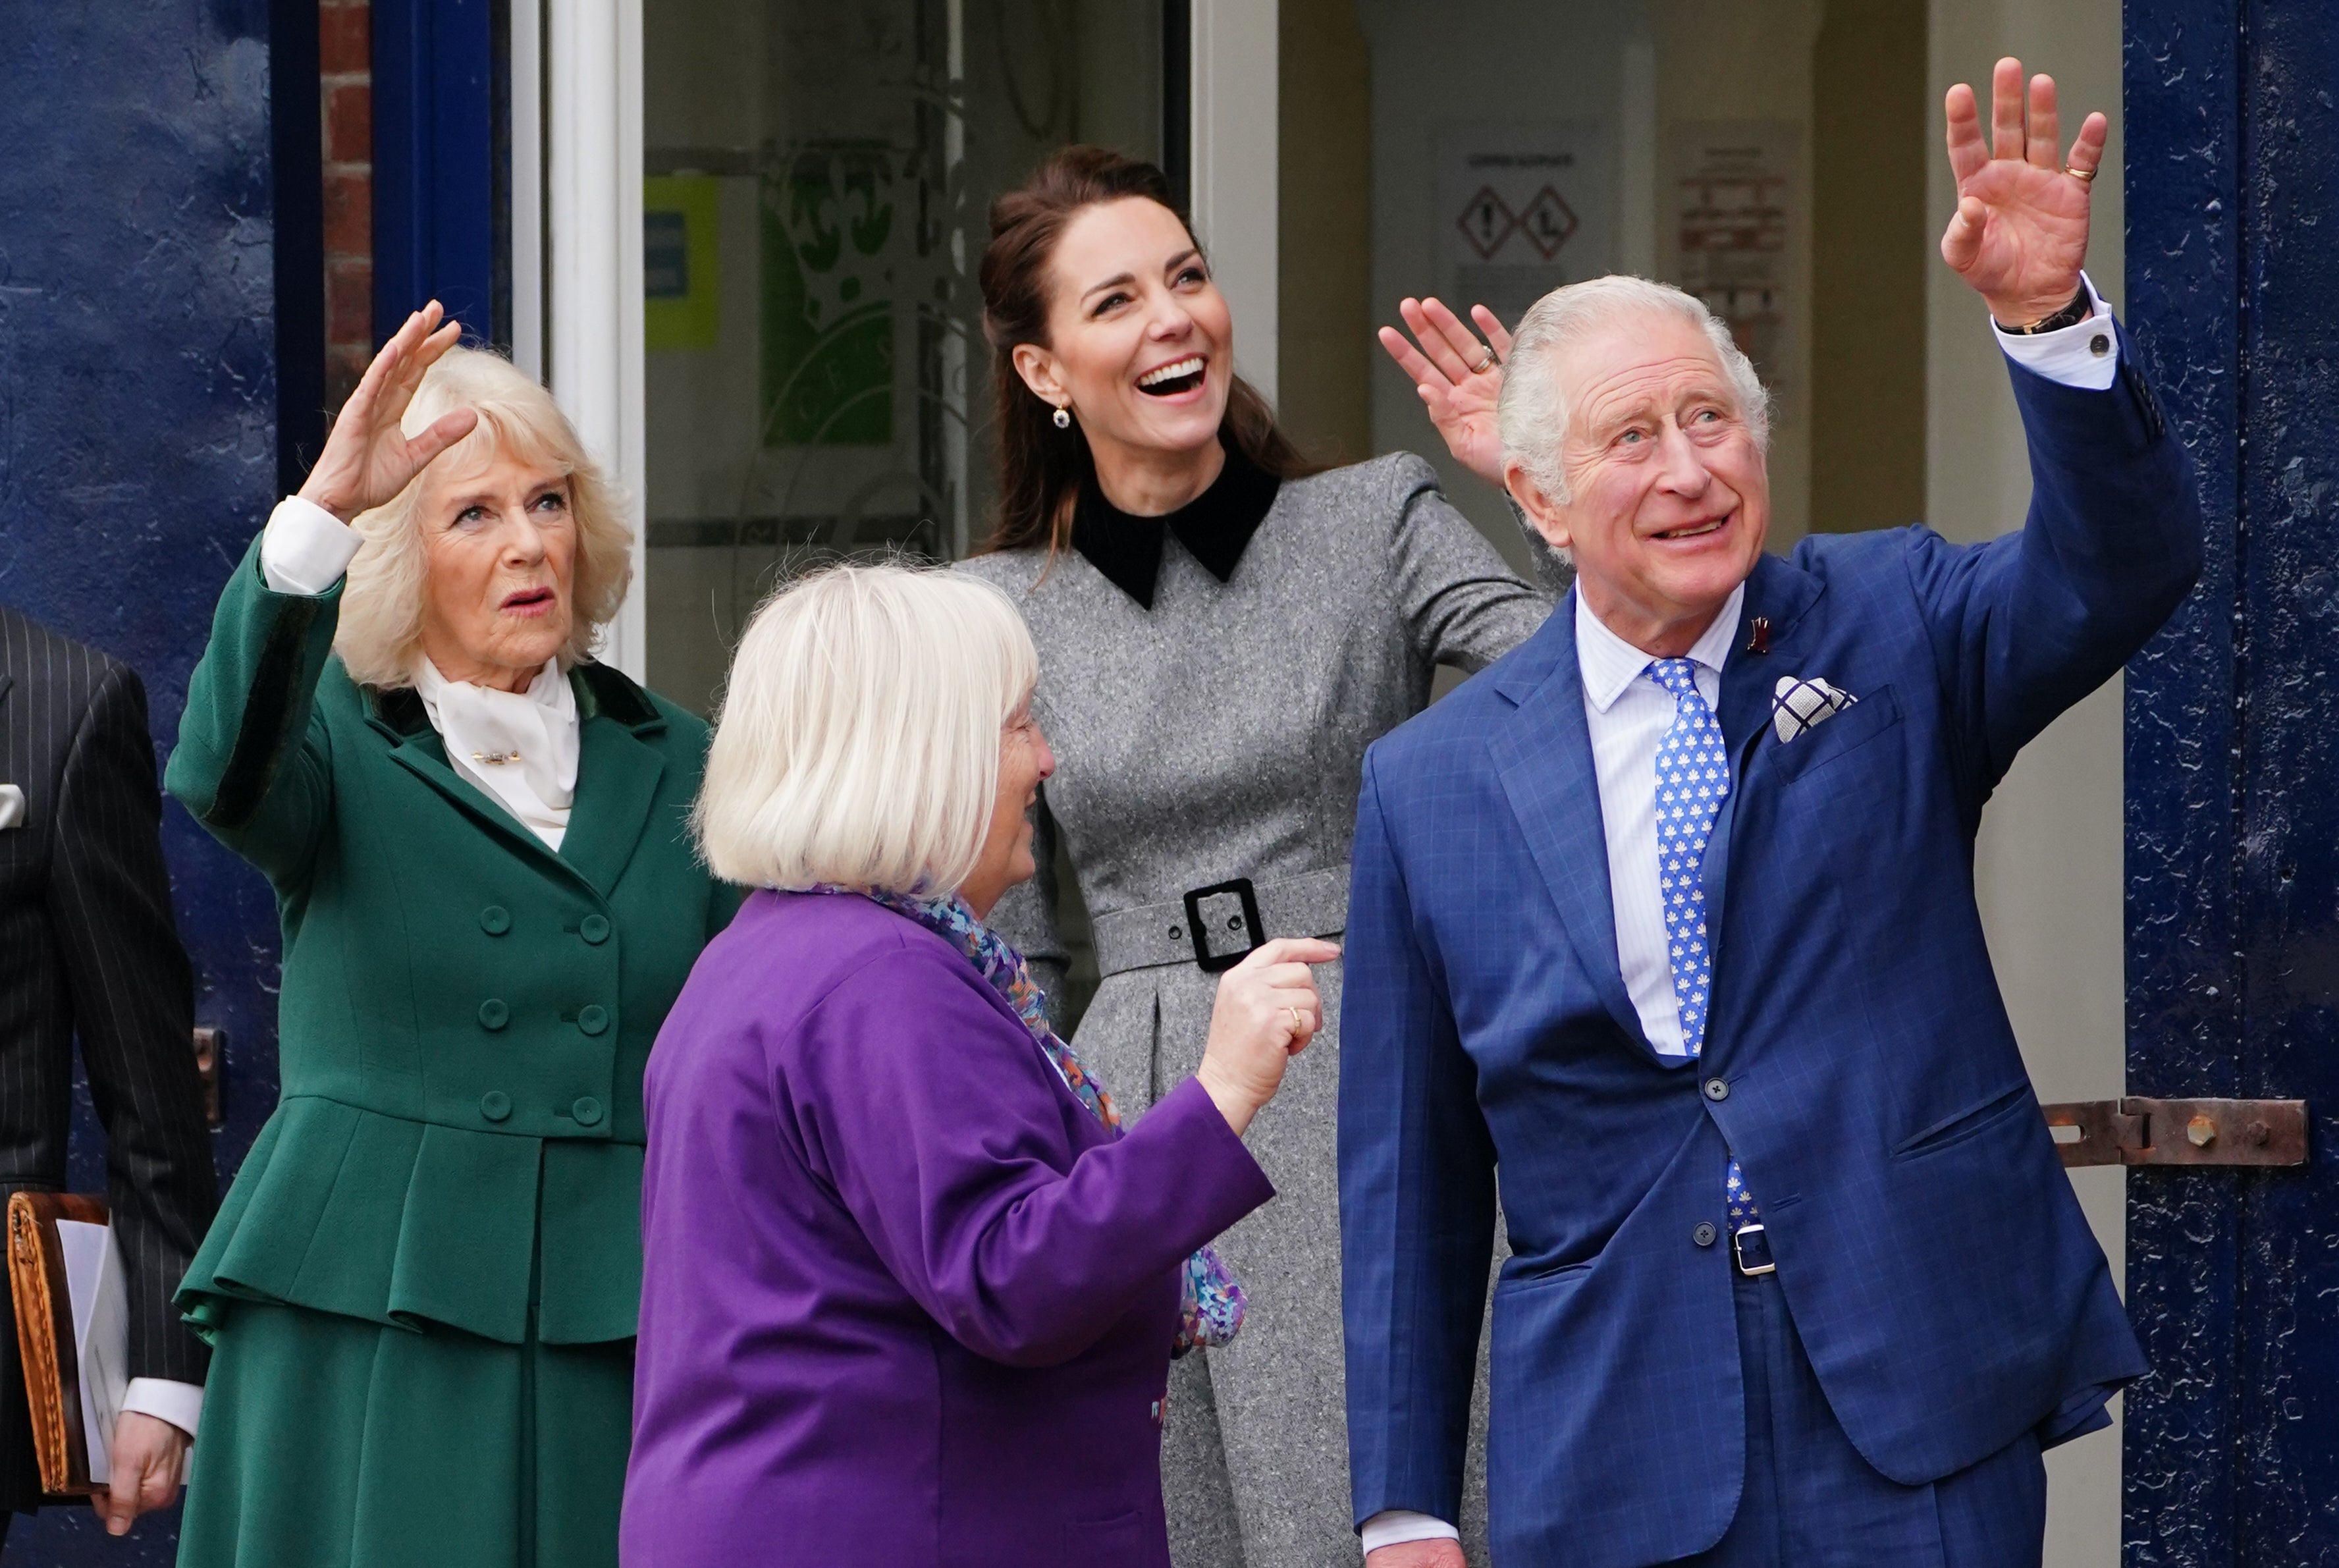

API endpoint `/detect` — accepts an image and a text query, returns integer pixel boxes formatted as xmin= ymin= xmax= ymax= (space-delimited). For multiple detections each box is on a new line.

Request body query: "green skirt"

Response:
xmin=176 ymin=1299 xmax=633 ymax=1568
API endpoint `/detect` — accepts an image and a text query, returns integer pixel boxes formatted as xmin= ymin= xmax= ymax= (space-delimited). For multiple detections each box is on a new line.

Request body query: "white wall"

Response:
xmin=1927 ymin=3 xmax=2128 ymax=1565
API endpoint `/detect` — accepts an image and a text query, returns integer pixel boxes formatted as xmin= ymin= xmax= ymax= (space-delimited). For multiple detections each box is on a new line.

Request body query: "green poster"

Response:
xmin=761 ymin=144 xmax=896 ymax=446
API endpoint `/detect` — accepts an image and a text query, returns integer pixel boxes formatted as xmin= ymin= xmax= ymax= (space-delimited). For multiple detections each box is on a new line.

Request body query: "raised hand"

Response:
xmin=1941 ymin=59 xmax=2107 ymax=327
xmin=298 ymin=301 xmax=481 ymax=522
xmin=1378 ymin=298 xmax=1513 ymax=488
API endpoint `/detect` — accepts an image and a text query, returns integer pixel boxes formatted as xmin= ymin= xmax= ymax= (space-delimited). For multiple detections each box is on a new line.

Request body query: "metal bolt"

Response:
xmin=2247 ymin=1120 xmax=2271 ymax=1147
xmin=2186 ymin=1115 xmax=2218 ymax=1149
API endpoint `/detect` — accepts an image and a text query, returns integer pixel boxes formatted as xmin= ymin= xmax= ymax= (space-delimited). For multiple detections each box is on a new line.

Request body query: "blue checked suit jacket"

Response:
xmin=1338 ymin=331 xmax=2201 ymax=1568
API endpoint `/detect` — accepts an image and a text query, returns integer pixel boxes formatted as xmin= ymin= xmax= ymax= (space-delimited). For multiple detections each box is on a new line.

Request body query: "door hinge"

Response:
xmin=2040 ymin=1096 xmax=2307 ymax=1168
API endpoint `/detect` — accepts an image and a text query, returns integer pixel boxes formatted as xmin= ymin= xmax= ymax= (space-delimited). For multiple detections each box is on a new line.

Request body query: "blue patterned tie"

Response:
xmin=1647 ymin=660 xmax=1760 ymax=1235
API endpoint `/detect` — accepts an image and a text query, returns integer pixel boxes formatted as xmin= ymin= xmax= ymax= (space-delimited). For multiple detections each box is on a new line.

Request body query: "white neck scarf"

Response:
xmin=412 ymin=657 xmax=579 ymax=850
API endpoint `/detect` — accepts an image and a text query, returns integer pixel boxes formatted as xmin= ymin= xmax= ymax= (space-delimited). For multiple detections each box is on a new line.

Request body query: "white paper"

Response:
xmin=55 ymin=1219 xmax=128 ymax=1486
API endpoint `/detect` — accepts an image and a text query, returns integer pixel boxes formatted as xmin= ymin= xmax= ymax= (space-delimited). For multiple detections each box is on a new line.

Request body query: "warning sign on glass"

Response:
xmin=1436 ymin=121 xmax=1614 ymax=333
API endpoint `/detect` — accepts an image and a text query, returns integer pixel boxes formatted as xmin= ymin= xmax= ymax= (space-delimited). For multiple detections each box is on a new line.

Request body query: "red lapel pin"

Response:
xmin=1746 ymin=616 xmax=1771 ymax=655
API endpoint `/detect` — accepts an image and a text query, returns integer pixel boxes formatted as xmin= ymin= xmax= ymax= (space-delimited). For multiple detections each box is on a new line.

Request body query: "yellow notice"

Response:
xmin=645 ymin=176 xmax=721 ymax=351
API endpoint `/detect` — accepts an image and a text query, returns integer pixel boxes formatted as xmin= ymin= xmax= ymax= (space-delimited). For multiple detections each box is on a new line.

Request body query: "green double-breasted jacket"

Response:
xmin=167 ymin=536 xmax=736 ymax=1347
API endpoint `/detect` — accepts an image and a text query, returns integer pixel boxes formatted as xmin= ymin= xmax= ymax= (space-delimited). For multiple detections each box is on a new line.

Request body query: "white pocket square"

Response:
xmin=1772 ymin=676 xmax=1858 ymax=743
xmin=0 ymin=784 xmax=22 ymax=830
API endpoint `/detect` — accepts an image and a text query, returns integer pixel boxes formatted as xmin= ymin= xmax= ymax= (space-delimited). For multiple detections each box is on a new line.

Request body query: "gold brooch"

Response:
xmin=471 ymin=750 xmax=520 ymax=767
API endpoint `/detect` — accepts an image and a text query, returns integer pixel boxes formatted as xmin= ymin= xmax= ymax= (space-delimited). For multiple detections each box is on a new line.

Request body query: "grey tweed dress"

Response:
xmin=958 ymin=449 xmax=1559 ymax=1567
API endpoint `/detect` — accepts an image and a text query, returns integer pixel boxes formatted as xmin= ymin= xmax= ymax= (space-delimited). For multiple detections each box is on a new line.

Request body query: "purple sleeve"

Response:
xmin=786 ymin=948 xmax=1275 ymax=1368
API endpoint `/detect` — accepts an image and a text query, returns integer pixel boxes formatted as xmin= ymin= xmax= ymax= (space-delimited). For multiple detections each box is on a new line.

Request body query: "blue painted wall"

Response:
xmin=2124 ymin=1 xmax=2339 ymax=1563
xmin=0 ymin=1 xmax=280 ymax=1557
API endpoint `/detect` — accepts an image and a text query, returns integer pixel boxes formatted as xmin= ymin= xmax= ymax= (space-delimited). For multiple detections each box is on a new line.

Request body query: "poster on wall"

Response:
xmin=1435 ymin=121 xmax=1615 ymax=334
xmin=1669 ymin=121 xmax=1801 ymax=401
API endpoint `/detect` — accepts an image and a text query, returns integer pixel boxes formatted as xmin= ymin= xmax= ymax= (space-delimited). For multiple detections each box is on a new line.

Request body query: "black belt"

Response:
xmin=1733 ymin=1223 xmax=1775 ymax=1277
xmin=1089 ymin=867 xmax=1349 ymax=977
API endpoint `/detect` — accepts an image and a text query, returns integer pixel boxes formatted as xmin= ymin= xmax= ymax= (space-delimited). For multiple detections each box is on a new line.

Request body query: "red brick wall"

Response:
xmin=321 ymin=0 xmax=372 ymax=408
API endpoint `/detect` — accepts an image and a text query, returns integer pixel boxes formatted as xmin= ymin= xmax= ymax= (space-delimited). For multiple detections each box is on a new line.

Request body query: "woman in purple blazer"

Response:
xmin=622 ymin=563 xmax=1336 ymax=1568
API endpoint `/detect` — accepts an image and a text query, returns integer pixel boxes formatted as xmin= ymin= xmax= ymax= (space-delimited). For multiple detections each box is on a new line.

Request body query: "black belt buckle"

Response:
xmin=1732 ymin=1223 xmax=1775 ymax=1277
xmin=1182 ymin=878 xmax=1265 ymax=973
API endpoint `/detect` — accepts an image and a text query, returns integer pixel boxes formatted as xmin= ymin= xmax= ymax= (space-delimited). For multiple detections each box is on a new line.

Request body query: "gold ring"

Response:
xmin=1287 ymin=1006 xmax=1306 ymax=1034
xmin=2064 ymin=165 xmax=2096 ymax=184
xmin=1470 ymin=347 xmax=1498 ymax=374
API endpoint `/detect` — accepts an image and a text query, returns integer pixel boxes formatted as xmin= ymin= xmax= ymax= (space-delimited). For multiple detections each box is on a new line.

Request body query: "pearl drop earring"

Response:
xmin=1052 ymin=405 xmax=1072 ymax=430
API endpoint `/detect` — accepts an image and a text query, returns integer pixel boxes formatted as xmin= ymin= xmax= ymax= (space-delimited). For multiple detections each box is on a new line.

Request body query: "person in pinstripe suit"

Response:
xmin=0 ymin=608 xmax=220 ymax=1542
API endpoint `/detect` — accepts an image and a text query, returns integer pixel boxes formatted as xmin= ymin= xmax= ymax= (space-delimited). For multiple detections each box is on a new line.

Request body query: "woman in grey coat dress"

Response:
xmin=956 ymin=147 xmax=1561 ymax=1568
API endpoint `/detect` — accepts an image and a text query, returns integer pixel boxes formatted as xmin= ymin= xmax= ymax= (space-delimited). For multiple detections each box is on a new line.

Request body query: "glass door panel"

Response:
xmin=643 ymin=0 xmax=1167 ymax=716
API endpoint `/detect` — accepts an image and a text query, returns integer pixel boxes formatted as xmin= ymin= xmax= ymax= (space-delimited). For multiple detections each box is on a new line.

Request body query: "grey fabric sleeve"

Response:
xmin=1385 ymin=455 xmax=1564 ymax=673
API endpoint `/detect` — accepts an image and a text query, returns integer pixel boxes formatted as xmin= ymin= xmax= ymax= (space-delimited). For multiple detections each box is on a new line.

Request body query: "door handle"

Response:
xmin=2040 ymin=1097 xmax=2307 ymax=1168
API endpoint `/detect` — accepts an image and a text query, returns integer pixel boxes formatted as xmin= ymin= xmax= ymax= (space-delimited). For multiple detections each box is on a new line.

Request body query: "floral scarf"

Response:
xmin=815 ymin=885 xmax=1246 ymax=1356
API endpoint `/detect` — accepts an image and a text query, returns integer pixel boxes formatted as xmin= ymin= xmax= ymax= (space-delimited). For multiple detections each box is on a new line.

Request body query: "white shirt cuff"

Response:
xmin=1362 ymin=1510 xmax=1461 ymax=1554
xmin=259 ymin=494 xmax=363 ymax=595
xmin=1993 ymin=271 xmax=2120 ymax=391
xmin=120 ymin=1376 xmax=202 ymax=1441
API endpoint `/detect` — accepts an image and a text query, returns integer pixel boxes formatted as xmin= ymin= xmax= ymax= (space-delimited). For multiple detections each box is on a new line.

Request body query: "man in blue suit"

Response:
xmin=1339 ymin=61 xmax=2201 ymax=1568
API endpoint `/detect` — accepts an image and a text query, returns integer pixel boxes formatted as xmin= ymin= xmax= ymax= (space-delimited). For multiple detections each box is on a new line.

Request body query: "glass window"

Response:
xmin=643 ymin=0 xmax=1170 ymax=716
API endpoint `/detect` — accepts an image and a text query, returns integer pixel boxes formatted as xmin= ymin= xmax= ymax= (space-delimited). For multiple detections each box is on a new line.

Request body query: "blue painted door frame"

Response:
xmin=371 ymin=0 xmax=500 ymax=346
xmin=2124 ymin=1 xmax=2339 ymax=1562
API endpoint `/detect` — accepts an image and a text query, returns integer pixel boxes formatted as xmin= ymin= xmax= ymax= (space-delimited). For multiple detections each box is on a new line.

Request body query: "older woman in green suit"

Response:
xmin=166 ymin=303 xmax=734 ymax=1568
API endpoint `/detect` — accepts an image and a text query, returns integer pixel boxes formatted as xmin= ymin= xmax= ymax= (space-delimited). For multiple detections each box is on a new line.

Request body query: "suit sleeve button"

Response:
xmin=578 ymin=1004 xmax=609 ymax=1036
xmin=479 ymin=1091 xmax=512 ymax=1122
xmin=478 ymin=999 xmax=510 ymax=1031
xmin=480 ymin=906 xmax=511 ymax=935
xmin=580 ymin=914 xmax=610 ymax=944
xmin=571 ymin=1096 xmax=605 ymax=1126
xmin=1704 ymin=1077 xmax=1729 ymax=1102
xmin=1693 ymin=1222 xmax=1718 ymax=1248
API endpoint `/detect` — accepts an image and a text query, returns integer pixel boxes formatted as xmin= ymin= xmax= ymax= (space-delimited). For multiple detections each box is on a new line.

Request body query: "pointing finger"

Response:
xmin=1238 ymin=937 xmax=1341 ymax=970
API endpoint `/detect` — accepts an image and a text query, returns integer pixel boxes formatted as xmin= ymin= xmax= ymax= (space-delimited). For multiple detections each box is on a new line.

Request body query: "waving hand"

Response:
xmin=1377 ymin=297 xmax=1513 ymax=489
xmin=298 ymin=301 xmax=480 ymax=523
xmin=1941 ymin=59 xmax=2107 ymax=327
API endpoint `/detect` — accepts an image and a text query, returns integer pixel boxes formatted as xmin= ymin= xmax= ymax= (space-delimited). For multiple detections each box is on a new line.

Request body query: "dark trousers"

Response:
xmin=1679 ymin=1271 xmax=2048 ymax=1567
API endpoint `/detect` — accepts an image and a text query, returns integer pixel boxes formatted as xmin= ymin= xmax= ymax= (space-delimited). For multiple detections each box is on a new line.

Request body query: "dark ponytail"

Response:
xmin=975 ymin=144 xmax=1315 ymax=558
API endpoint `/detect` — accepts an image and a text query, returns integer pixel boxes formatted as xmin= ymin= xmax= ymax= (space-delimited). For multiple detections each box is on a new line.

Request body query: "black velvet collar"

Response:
xmin=1070 ymin=443 xmax=1281 ymax=610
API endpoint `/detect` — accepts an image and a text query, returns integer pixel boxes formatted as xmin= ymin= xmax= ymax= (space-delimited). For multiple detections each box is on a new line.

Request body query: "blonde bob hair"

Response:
xmin=333 ymin=346 xmax=633 ymax=688
xmin=695 ymin=562 xmax=1040 ymax=896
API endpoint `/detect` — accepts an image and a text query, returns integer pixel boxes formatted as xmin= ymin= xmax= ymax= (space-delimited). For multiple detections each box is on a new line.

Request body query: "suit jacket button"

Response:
xmin=479 ymin=998 xmax=510 ymax=1031
xmin=578 ymin=1004 xmax=609 ymax=1036
xmin=479 ymin=906 xmax=511 ymax=935
xmin=1693 ymin=1222 xmax=1718 ymax=1248
xmin=479 ymin=1091 xmax=512 ymax=1122
xmin=580 ymin=913 xmax=610 ymax=944
xmin=572 ymin=1096 xmax=604 ymax=1126
xmin=1704 ymin=1077 xmax=1729 ymax=1101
